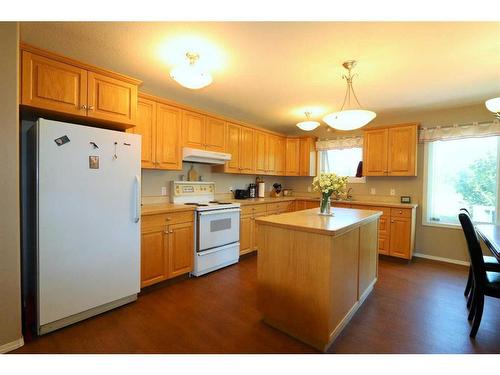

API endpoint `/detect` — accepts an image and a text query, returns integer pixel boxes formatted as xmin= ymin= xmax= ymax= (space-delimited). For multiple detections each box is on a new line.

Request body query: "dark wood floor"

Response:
xmin=13 ymin=254 xmax=500 ymax=354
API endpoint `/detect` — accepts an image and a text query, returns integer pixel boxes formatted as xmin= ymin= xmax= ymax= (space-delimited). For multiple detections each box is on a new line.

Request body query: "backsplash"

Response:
xmin=142 ymin=163 xmax=286 ymax=204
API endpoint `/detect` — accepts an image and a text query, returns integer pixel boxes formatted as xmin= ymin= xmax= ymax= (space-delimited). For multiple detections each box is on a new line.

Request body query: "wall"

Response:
xmin=0 ymin=23 xmax=22 ymax=352
xmin=142 ymin=163 xmax=285 ymax=203
xmin=285 ymin=103 xmax=494 ymax=263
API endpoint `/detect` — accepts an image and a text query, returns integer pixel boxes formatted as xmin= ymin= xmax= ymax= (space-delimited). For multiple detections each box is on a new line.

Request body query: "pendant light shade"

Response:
xmin=170 ymin=52 xmax=213 ymax=90
xmin=323 ymin=60 xmax=376 ymax=131
xmin=296 ymin=111 xmax=320 ymax=131
xmin=485 ymin=97 xmax=500 ymax=119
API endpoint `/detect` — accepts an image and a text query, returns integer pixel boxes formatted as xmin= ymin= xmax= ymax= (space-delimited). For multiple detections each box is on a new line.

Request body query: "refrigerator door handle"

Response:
xmin=134 ymin=175 xmax=141 ymax=223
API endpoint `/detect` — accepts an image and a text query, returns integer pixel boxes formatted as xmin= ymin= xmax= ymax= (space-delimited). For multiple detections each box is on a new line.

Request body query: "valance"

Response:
xmin=315 ymin=136 xmax=363 ymax=151
xmin=419 ymin=120 xmax=500 ymax=143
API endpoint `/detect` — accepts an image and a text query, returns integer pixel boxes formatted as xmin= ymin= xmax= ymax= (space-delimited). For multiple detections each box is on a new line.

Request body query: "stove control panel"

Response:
xmin=171 ymin=181 xmax=216 ymax=202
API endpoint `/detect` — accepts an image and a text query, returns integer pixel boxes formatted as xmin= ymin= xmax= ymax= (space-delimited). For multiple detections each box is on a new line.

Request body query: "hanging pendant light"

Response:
xmin=323 ymin=60 xmax=376 ymax=131
xmin=485 ymin=97 xmax=500 ymax=119
xmin=296 ymin=111 xmax=320 ymax=131
xmin=170 ymin=52 xmax=213 ymax=90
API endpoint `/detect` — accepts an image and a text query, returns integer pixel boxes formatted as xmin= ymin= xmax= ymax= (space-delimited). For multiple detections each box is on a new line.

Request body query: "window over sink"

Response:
xmin=318 ymin=147 xmax=365 ymax=183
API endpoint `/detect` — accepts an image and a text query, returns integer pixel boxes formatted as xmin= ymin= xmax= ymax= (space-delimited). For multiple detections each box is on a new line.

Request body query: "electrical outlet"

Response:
xmin=370 ymin=188 xmax=376 ymax=195
xmin=307 ymin=186 xmax=312 ymax=193
xmin=390 ymin=188 xmax=396 ymax=196
xmin=161 ymin=187 xmax=167 ymax=196
xmin=229 ymin=186 xmax=233 ymax=192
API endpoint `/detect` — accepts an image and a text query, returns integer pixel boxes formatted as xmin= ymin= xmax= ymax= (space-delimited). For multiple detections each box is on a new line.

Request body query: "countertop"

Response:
xmin=255 ymin=207 xmax=382 ymax=237
xmin=141 ymin=203 xmax=196 ymax=216
xmin=231 ymin=196 xmax=418 ymax=209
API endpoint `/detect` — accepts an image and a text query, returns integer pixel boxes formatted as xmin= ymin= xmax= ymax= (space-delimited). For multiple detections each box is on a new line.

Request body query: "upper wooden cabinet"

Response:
xmin=285 ymin=138 xmax=300 ymax=176
xmin=182 ymin=111 xmax=226 ymax=152
xmin=275 ymin=137 xmax=286 ymax=175
xmin=299 ymin=137 xmax=316 ymax=176
xmin=20 ymin=44 xmax=141 ymax=128
xmin=127 ymin=94 xmax=182 ymax=170
xmin=213 ymin=122 xmax=254 ymax=174
xmin=254 ymin=131 xmax=268 ymax=174
xmin=363 ymin=123 xmax=418 ymax=176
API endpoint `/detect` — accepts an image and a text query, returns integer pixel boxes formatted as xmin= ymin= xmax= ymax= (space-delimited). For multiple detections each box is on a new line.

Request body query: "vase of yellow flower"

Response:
xmin=312 ymin=173 xmax=348 ymax=216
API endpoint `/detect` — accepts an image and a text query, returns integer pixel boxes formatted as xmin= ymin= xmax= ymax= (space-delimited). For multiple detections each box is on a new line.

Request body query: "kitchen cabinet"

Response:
xmin=275 ymin=137 xmax=286 ymax=175
xmin=389 ymin=217 xmax=412 ymax=258
xmin=363 ymin=123 xmax=418 ymax=176
xmin=182 ymin=111 xmax=225 ymax=152
xmin=168 ymin=221 xmax=194 ymax=278
xmin=240 ymin=215 xmax=253 ymax=255
xmin=299 ymin=137 xmax=317 ymax=176
xmin=285 ymin=138 xmax=300 ymax=176
xmin=128 ymin=95 xmax=182 ymax=170
xmin=254 ymin=131 xmax=268 ymax=174
xmin=21 ymin=45 xmax=140 ymax=128
xmin=140 ymin=210 xmax=194 ymax=287
xmin=294 ymin=199 xmax=320 ymax=211
xmin=213 ymin=123 xmax=254 ymax=174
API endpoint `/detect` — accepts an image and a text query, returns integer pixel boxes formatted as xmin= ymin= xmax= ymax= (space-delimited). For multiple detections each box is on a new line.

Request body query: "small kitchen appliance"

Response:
xmin=248 ymin=183 xmax=256 ymax=198
xmin=170 ymin=181 xmax=240 ymax=276
xmin=234 ymin=189 xmax=249 ymax=199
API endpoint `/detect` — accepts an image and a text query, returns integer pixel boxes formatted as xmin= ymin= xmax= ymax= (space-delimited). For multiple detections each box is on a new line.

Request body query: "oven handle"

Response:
xmin=198 ymin=208 xmax=241 ymax=216
xmin=197 ymin=242 xmax=240 ymax=256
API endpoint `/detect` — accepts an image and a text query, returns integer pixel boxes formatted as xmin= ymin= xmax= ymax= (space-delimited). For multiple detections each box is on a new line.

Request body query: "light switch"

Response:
xmin=390 ymin=188 xmax=396 ymax=196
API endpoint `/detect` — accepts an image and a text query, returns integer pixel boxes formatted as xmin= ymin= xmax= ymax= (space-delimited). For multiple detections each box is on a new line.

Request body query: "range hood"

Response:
xmin=182 ymin=147 xmax=231 ymax=165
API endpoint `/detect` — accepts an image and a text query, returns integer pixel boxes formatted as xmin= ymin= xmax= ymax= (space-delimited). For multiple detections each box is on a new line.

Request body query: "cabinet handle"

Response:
xmin=166 ymin=217 xmax=172 ymax=221
xmin=391 ymin=220 xmax=394 ymax=223
xmin=88 ymin=105 xmax=95 ymax=110
xmin=81 ymin=105 xmax=87 ymax=110
xmin=170 ymin=230 xmax=174 ymax=234
xmin=164 ymin=230 xmax=169 ymax=234
xmin=399 ymin=210 xmax=402 ymax=214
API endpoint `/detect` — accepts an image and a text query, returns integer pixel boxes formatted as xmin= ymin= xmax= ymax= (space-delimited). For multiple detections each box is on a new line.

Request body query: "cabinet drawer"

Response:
xmin=266 ymin=201 xmax=292 ymax=213
xmin=241 ymin=204 xmax=267 ymax=216
xmin=390 ymin=208 xmax=412 ymax=218
xmin=142 ymin=210 xmax=194 ymax=230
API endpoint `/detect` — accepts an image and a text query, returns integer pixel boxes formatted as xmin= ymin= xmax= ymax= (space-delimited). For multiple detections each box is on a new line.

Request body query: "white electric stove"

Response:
xmin=170 ymin=181 xmax=240 ymax=276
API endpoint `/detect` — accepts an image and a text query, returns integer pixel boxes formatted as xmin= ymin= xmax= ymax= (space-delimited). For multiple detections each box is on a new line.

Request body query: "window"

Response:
xmin=425 ymin=136 xmax=500 ymax=226
xmin=319 ymin=147 xmax=364 ymax=182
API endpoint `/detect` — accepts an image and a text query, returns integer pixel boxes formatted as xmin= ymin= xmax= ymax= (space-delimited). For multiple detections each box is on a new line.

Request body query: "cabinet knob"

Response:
xmin=166 ymin=217 xmax=172 ymax=221
xmin=164 ymin=230 xmax=169 ymax=234
xmin=391 ymin=220 xmax=395 ymax=223
xmin=81 ymin=105 xmax=87 ymax=110
xmin=88 ymin=105 xmax=95 ymax=110
xmin=399 ymin=210 xmax=402 ymax=214
xmin=170 ymin=230 xmax=174 ymax=234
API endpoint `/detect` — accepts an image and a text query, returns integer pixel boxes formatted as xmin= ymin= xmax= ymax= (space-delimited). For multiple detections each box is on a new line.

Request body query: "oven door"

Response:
xmin=197 ymin=208 xmax=240 ymax=251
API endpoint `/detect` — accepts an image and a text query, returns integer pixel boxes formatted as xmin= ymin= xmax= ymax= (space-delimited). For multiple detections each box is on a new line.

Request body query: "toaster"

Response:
xmin=234 ymin=189 xmax=249 ymax=199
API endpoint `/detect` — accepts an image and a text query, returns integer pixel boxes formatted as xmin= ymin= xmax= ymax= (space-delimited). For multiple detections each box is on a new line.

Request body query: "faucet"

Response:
xmin=346 ymin=188 xmax=353 ymax=201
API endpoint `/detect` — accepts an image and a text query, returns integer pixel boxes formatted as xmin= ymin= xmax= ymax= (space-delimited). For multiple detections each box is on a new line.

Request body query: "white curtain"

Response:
xmin=315 ymin=136 xmax=363 ymax=151
xmin=419 ymin=120 xmax=500 ymax=143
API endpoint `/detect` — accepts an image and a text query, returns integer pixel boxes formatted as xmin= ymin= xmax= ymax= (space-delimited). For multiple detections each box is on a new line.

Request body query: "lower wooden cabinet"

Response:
xmin=141 ymin=211 xmax=194 ymax=288
xmin=389 ymin=216 xmax=412 ymax=258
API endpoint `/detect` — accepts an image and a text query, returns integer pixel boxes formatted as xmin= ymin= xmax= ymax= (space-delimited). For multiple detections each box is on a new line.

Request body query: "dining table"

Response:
xmin=475 ymin=224 xmax=500 ymax=262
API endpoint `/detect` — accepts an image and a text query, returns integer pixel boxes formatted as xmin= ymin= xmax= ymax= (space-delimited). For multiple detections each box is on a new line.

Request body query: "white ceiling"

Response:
xmin=20 ymin=22 xmax=500 ymax=135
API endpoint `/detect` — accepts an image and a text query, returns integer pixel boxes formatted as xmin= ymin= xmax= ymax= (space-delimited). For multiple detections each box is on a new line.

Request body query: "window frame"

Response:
xmin=422 ymin=138 xmax=500 ymax=229
xmin=317 ymin=148 xmax=366 ymax=183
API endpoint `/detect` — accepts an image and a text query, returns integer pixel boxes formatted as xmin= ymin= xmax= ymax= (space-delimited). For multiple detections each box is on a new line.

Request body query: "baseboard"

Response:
xmin=0 ymin=337 xmax=24 ymax=354
xmin=413 ymin=252 xmax=470 ymax=267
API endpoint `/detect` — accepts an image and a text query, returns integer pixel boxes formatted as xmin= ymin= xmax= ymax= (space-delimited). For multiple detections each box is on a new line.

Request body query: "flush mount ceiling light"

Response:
xmin=296 ymin=111 xmax=320 ymax=131
xmin=485 ymin=97 xmax=500 ymax=119
xmin=170 ymin=52 xmax=213 ymax=90
xmin=323 ymin=60 xmax=376 ymax=131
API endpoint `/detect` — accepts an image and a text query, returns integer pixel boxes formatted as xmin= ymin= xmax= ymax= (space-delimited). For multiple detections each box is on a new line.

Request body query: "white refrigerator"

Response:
xmin=28 ymin=118 xmax=141 ymax=335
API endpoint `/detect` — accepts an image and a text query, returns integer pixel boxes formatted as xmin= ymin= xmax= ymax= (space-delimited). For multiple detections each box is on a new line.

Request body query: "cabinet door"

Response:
xmin=267 ymin=135 xmax=277 ymax=175
xmin=141 ymin=230 xmax=168 ymax=288
xmin=251 ymin=213 xmax=268 ymax=251
xmin=295 ymin=200 xmax=307 ymax=211
xmin=168 ymin=222 xmax=194 ymax=278
xmin=225 ymin=122 xmax=241 ymax=173
xmin=363 ymin=129 xmax=388 ymax=176
xmin=183 ymin=110 xmax=205 ymax=149
xmin=305 ymin=200 xmax=320 ymax=209
xmin=299 ymin=138 xmax=316 ymax=176
xmin=389 ymin=217 xmax=411 ymax=259
xmin=240 ymin=127 xmax=255 ymax=173
xmin=87 ymin=71 xmax=138 ymax=125
xmin=21 ymin=51 xmax=88 ymax=116
xmin=128 ymin=97 xmax=156 ymax=168
xmin=254 ymin=131 xmax=268 ymax=174
xmin=388 ymin=125 xmax=417 ymax=176
xmin=285 ymin=138 xmax=300 ymax=176
xmin=205 ymin=116 xmax=226 ymax=152
xmin=240 ymin=215 xmax=253 ymax=255
xmin=275 ymin=137 xmax=286 ymax=175
xmin=156 ymin=103 xmax=182 ymax=170
xmin=378 ymin=236 xmax=389 ymax=255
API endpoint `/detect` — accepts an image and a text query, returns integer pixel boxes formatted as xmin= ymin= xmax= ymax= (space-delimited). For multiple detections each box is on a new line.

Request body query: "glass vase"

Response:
xmin=319 ymin=193 xmax=332 ymax=216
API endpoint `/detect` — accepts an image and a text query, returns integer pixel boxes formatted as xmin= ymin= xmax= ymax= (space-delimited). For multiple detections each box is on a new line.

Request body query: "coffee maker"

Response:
xmin=248 ymin=183 xmax=256 ymax=198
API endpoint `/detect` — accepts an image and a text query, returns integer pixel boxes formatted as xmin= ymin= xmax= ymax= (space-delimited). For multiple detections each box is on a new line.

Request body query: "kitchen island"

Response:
xmin=256 ymin=207 xmax=381 ymax=351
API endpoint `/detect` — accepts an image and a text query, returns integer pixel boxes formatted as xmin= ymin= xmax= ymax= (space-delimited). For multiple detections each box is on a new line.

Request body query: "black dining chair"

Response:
xmin=460 ymin=208 xmax=500 ymax=304
xmin=458 ymin=212 xmax=500 ymax=337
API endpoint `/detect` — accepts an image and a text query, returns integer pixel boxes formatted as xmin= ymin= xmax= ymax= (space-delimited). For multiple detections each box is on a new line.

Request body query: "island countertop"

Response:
xmin=255 ymin=207 xmax=382 ymax=237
